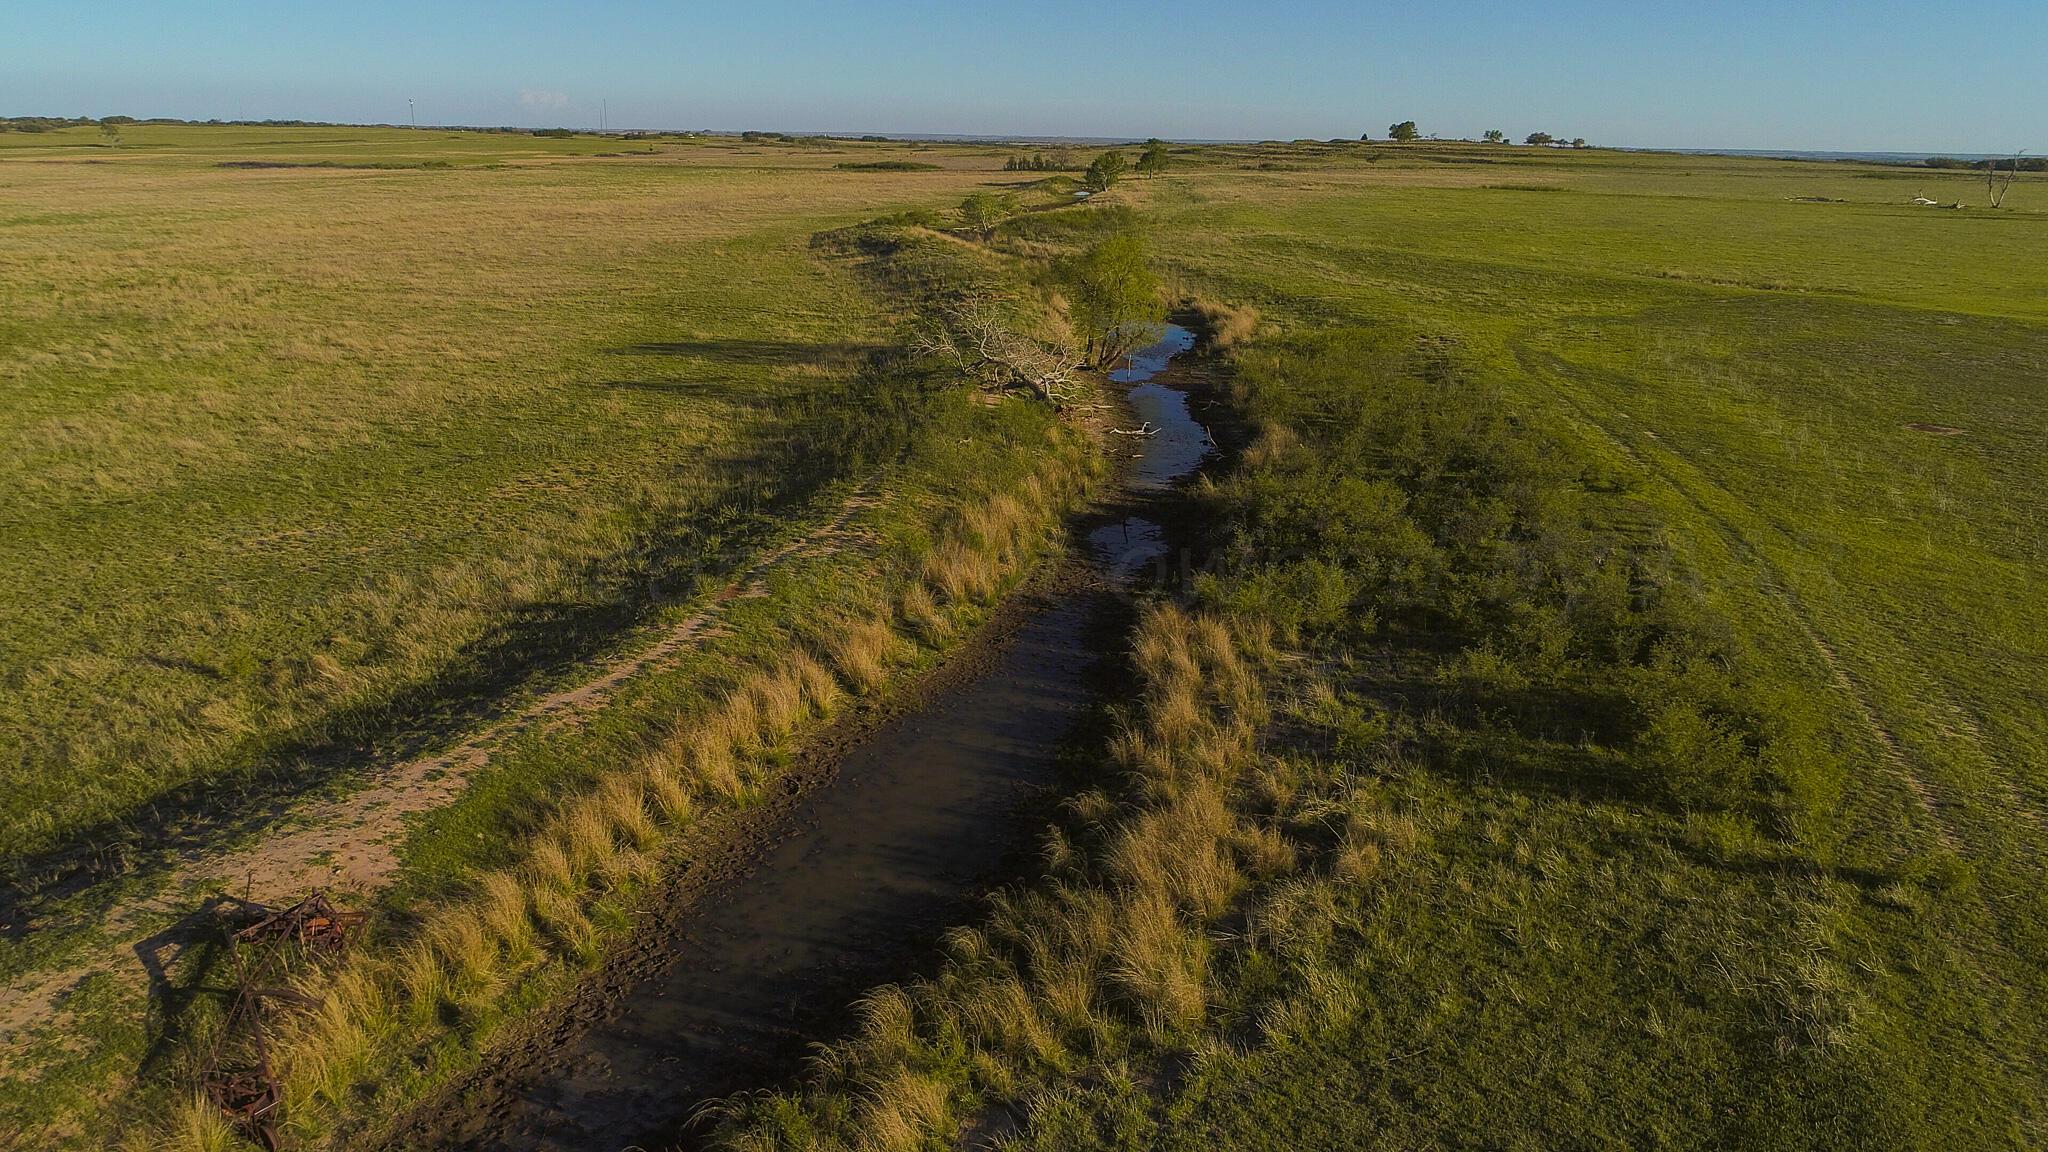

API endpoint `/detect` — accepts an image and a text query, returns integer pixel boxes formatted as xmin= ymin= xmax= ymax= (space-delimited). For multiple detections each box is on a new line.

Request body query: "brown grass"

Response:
xmin=597 ymin=775 xmax=659 ymax=850
xmin=1189 ymin=296 xmax=1264 ymax=349
xmin=896 ymin=580 xmax=953 ymax=645
xmin=527 ymin=836 xmax=575 ymax=892
xmin=823 ymin=615 xmax=901 ymax=695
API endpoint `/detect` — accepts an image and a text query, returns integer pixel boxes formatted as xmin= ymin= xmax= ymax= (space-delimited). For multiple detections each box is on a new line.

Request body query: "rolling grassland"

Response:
xmin=0 ymin=125 xmax=1015 ymax=860
xmin=6 ymin=127 xmax=2043 ymax=1149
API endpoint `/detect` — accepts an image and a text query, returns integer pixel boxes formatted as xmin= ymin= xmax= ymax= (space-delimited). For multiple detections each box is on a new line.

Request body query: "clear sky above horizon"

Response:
xmin=5 ymin=1 xmax=2042 ymax=153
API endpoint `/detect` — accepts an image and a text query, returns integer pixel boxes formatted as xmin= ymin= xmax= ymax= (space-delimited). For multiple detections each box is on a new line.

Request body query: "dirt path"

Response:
xmin=0 ymin=487 xmax=880 ymax=1047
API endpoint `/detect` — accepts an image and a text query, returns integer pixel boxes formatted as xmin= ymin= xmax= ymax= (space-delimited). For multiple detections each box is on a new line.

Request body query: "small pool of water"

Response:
xmin=1087 ymin=324 xmax=1208 ymax=577
xmin=1109 ymin=325 xmax=1210 ymax=493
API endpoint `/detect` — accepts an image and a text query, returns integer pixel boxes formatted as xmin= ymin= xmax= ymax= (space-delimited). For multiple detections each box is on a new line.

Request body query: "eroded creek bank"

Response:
xmin=389 ymin=325 xmax=1211 ymax=1152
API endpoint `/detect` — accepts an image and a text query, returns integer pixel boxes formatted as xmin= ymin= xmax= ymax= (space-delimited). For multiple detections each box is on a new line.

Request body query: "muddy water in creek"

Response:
xmin=397 ymin=327 xmax=1206 ymax=1152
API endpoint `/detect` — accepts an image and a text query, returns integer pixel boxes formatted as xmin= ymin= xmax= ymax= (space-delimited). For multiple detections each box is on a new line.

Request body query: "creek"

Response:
xmin=396 ymin=325 xmax=1207 ymax=1151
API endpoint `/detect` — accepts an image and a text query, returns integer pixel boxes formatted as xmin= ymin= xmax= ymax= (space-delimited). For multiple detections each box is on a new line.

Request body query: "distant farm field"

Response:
xmin=0 ymin=126 xmax=1001 ymax=859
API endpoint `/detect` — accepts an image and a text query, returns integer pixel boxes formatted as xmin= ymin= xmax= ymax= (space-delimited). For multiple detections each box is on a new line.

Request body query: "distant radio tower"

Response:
xmin=408 ymin=98 xmax=416 ymax=128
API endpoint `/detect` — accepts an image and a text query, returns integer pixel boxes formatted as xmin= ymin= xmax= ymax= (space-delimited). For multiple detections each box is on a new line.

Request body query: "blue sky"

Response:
xmin=5 ymin=1 xmax=2042 ymax=152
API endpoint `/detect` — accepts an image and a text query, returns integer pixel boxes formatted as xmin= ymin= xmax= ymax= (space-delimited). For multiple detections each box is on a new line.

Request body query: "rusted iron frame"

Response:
xmin=199 ymin=889 xmax=361 ymax=1151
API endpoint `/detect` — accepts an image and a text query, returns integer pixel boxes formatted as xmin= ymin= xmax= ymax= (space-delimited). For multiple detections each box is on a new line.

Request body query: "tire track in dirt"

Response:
xmin=1507 ymin=343 xmax=1970 ymax=852
xmin=0 ymin=486 xmax=882 ymax=1048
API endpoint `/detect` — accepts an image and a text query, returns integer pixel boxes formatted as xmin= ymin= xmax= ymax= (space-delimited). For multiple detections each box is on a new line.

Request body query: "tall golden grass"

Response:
xmin=1187 ymin=296 xmax=1264 ymax=349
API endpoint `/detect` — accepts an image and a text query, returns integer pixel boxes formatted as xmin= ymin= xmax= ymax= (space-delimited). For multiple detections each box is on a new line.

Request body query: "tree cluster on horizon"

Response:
xmin=1368 ymin=121 xmax=1589 ymax=148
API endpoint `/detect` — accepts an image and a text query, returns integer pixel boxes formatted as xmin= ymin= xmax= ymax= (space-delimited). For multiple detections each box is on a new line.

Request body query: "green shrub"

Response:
xmin=1634 ymin=693 xmax=1755 ymax=810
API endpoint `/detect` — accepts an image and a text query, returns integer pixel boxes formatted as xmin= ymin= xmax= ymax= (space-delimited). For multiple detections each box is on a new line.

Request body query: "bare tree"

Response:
xmin=1989 ymin=151 xmax=2025 ymax=209
xmin=911 ymin=289 xmax=1086 ymax=405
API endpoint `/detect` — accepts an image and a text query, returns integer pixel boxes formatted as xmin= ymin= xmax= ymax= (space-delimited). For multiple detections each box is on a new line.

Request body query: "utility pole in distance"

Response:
xmin=408 ymin=98 xmax=416 ymax=128
xmin=601 ymin=99 xmax=607 ymax=134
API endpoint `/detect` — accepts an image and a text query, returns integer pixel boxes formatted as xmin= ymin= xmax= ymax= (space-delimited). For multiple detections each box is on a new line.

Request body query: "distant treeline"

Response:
xmin=0 ymin=115 xmax=584 ymax=136
xmin=1922 ymin=155 xmax=2047 ymax=171
xmin=0 ymin=116 xmax=930 ymax=146
xmin=835 ymin=160 xmax=942 ymax=171
xmin=1004 ymin=148 xmax=1079 ymax=171
xmin=2 ymin=115 xmax=142 ymax=132
xmin=0 ymin=115 xmax=436 ymax=133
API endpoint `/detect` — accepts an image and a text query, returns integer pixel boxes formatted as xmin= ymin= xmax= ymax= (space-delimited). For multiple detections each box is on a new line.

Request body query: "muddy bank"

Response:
xmin=385 ymin=327 xmax=1206 ymax=1152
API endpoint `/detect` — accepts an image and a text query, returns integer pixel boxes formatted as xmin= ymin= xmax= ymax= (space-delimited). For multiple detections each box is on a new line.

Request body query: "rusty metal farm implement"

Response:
xmin=199 ymin=890 xmax=364 ymax=1150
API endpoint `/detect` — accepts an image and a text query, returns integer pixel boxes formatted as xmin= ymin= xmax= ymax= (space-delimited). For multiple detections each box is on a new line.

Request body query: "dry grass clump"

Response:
xmin=475 ymin=871 xmax=537 ymax=956
xmin=597 ymin=775 xmax=660 ymax=850
xmin=853 ymin=1069 xmax=953 ymax=1152
xmin=560 ymin=799 xmax=619 ymax=878
xmin=643 ymin=759 xmax=695 ymax=824
xmin=1107 ymin=890 xmax=1211 ymax=1036
xmin=824 ymin=615 xmax=902 ymax=694
xmin=707 ymin=691 xmax=768 ymax=758
xmin=687 ymin=731 xmax=749 ymax=802
xmin=142 ymin=1093 xmax=242 ymax=1152
xmin=1188 ymin=296 xmax=1263 ymax=349
xmin=527 ymin=835 xmax=576 ymax=892
xmin=530 ymin=886 xmax=599 ymax=960
xmin=896 ymin=581 xmax=953 ymax=645
xmin=922 ymin=541 xmax=999 ymax=605
xmin=789 ymin=651 xmax=843 ymax=714
xmin=428 ymin=909 xmax=499 ymax=988
xmin=396 ymin=941 xmax=452 ymax=1024
xmin=957 ymin=972 xmax=1063 ymax=1068
xmin=748 ymin=666 xmax=811 ymax=739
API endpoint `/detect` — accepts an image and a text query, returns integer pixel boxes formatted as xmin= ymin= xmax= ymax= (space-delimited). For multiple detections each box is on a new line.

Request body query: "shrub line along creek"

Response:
xmin=393 ymin=325 xmax=1209 ymax=1151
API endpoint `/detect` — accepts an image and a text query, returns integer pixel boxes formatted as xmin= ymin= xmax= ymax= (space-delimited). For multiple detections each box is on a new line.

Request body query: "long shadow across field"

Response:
xmin=0 ymin=342 xmax=926 ymax=952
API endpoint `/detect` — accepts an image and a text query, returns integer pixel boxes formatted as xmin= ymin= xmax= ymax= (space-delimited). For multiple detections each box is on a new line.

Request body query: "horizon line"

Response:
xmin=4 ymin=111 xmax=2036 ymax=160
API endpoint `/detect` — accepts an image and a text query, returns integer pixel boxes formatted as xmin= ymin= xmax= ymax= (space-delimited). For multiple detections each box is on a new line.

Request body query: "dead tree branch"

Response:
xmin=912 ymin=289 xmax=1087 ymax=405
xmin=1990 ymin=151 xmax=2025 ymax=209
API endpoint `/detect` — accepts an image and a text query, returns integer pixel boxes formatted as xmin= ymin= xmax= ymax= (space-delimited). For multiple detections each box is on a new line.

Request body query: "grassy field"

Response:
xmin=0 ymin=124 xmax=1014 ymax=862
xmin=0 ymin=125 xmax=1092 ymax=1146
xmin=714 ymin=145 xmax=2048 ymax=1149
xmin=7 ymin=127 xmax=2046 ymax=1148
xmin=1138 ymin=144 xmax=2048 ymax=905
